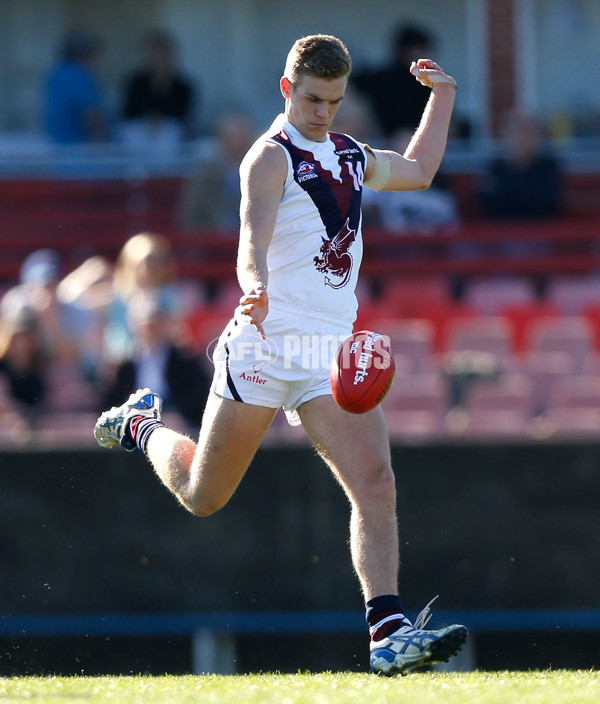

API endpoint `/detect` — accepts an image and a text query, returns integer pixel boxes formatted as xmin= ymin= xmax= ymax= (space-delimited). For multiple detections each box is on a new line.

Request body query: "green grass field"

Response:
xmin=1 ymin=671 xmax=599 ymax=704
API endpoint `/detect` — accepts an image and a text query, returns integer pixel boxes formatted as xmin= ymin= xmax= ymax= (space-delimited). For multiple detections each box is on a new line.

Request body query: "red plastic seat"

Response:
xmin=546 ymin=374 xmax=600 ymax=412
xmin=463 ymin=409 xmax=532 ymax=439
xmin=402 ymin=302 xmax=477 ymax=353
xmin=546 ymin=275 xmax=600 ymax=315
xmin=379 ymin=276 xmax=451 ymax=318
xmin=464 ymin=373 xmax=534 ymax=418
xmin=498 ymin=302 xmax=560 ymax=353
xmin=446 ymin=316 xmax=515 ymax=368
xmin=464 ymin=276 xmax=537 ymax=316
xmin=526 ymin=316 xmax=594 ymax=372
xmin=365 ymin=319 xmax=435 ymax=375
xmin=518 ymin=350 xmax=575 ymax=415
xmin=545 ymin=407 xmax=600 ymax=439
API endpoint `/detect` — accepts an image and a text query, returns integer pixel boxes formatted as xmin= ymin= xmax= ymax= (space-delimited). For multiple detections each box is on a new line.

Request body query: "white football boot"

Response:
xmin=370 ymin=597 xmax=468 ymax=676
xmin=94 ymin=388 xmax=163 ymax=452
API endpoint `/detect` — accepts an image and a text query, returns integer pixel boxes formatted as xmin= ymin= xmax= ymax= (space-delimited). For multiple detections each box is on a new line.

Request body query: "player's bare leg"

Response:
xmin=298 ymin=393 xmax=467 ymax=675
xmin=145 ymin=392 xmax=277 ymax=515
xmin=297 ymin=394 xmax=398 ymax=600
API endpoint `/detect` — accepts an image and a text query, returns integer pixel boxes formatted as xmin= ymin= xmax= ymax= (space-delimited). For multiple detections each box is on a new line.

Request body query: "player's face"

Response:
xmin=282 ymin=74 xmax=347 ymax=142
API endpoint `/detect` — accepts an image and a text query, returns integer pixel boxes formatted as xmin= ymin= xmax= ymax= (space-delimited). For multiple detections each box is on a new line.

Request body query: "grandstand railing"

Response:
xmin=2 ymin=608 xmax=599 ymax=674
xmin=2 ymin=218 xmax=600 ymax=284
xmin=1 ymin=173 xmax=600 ymax=284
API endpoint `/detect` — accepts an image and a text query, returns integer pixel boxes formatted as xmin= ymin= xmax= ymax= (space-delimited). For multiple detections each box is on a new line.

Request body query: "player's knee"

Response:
xmin=355 ymin=460 xmax=396 ymax=504
xmin=188 ymin=493 xmax=229 ymax=518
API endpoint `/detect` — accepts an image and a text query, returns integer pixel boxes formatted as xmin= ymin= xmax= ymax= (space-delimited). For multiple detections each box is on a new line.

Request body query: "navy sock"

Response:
xmin=129 ymin=415 xmax=165 ymax=454
xmin=366 ymin=594 xmax=408 ymax=641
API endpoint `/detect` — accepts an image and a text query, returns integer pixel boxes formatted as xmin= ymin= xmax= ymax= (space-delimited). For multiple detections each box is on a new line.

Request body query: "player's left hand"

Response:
xmin=239 ymin=283 xmax=268 ymax=340
xmin=410 ymin=59 xmax=457 ymax=90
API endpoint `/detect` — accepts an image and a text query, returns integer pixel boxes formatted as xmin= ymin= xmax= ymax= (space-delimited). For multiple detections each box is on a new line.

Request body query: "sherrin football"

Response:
xmin=330 ymin=330 xmax=395 ymax=414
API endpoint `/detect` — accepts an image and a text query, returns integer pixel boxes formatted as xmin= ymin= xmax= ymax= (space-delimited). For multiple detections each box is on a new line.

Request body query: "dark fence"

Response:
xmin=1 ymin=442 xmax=600 ymax=673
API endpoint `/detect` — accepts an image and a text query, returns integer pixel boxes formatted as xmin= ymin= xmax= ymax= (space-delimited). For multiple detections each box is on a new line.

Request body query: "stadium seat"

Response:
xmin=385 ymin=408 xmax=447 ymax=440
xmin=517 ymin=350 xmax=575 ymax=416
xmin=445 ymin=316 xmax=514 ymax=369
xmin=366 ymin=319 xmax=435 ymax=375
xmin=545 ymin=407 xmax=600 ymax=439
xmin=581 ymin=304 xmax=600 ymax=351
xmin=464 ymin=276 xmax=537 ymax=316
xmin=383 ymin=373 xmax=449 ymax=439
xmin=498 ymin=302 xmax=560 ymax=353
xmin=546 ymin=275 xmax=600 ymax=315
xmin=464 ymin=373 xmax=534 ymax=418
xmin=526 ymin=316 xmax=594 ymax=372
xmin=183 ymin=304 xmax=233 ymax=352
xmin=463 ymin=408 xmax=532 ymax=439
xmin=582 ymin=352 xmax=600 ymax=374
xmin=546 ymin=374 xmax=600 ymax=412
xmin=403 ymin=302 xmax=478 ymax=353
xmin=379 ymin=276 xmax=451 ymax=318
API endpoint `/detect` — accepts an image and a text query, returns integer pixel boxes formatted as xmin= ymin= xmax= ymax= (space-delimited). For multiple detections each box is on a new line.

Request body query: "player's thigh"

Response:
xmin=192 ymin=391 xmax=277 ymax=501
xmin=297 ymin=394 xmax=393 ymax=500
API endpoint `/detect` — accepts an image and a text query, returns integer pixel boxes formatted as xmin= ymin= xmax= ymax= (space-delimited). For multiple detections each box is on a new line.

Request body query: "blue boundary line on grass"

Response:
xmin=2 ymin=609 xmax=600 ymax=638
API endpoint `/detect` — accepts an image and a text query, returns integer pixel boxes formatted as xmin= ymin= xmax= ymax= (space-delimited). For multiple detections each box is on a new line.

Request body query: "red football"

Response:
xmin=330 ymin=330 xmax=395 ymax=414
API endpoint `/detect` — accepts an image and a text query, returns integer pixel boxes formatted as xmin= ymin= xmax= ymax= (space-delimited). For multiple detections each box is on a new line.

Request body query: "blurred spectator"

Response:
xmin=351 ymin=24 xmax=434 ymax=137
xmin=99 ymin=291 xmax=209 ymax=428
xmin=332 ymin=85 xmax=380 ymax=142
xmin=177 ymin=110 xmax=255 ymax=230
xmin=0 ymin=296 xmax=48 ymax=433
xmin=121 ymin=29 xmax=196 ymax=146
xmin=45 ymin=29 xmax=109 ymax=144
xmin=57 ymin=255 xmax=114 ymax=312
xmin=362 ymin=128 xmax=460 ymax=232
xmin=56 ymin=255 xmax=115 ymax=379
xmin=103 ymin=232 xmax=202 ymax=362
xmin=477 ymin=111 xmax=563 ymax=220
xmin=15 ymin=249 xmax=96 ymax=373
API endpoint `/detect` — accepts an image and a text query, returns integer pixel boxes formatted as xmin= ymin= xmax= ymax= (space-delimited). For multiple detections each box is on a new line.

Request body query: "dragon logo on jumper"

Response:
xmin=313 ymin=218 xmax=356 ymax=289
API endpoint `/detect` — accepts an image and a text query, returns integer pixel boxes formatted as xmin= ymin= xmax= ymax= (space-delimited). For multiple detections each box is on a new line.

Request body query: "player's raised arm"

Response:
xmin=363 ymin=59 xmax=457 ymax=192
xmin=236 ymin=140 xmax=287 ymax=338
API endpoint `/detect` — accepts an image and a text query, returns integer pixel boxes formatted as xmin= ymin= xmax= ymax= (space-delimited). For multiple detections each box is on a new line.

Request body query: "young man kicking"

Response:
xmin=94 ymin=34 xmax=467 ymax=675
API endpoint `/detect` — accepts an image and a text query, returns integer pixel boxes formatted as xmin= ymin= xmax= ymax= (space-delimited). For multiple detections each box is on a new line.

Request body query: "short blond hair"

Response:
xmin=113 ymin=232 xmax=176 ymax=296
xmin=284 ymin=34 xmax=352 ymax=83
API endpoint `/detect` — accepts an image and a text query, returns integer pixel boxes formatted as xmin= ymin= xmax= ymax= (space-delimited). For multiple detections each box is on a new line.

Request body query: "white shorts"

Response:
xmin=210 ymin=302 xmax=353 ymax=425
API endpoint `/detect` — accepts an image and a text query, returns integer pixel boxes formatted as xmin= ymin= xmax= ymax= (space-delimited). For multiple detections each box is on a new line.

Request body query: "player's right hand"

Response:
xmin=410 ymin=59 xmax=457 ymax=90
xmin=239 ymin=283 xmax=268 ymax=340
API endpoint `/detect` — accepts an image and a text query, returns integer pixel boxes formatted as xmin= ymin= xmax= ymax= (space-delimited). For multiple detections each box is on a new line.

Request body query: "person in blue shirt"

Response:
xmin=45 ymin=30 xmax=109 ymax=144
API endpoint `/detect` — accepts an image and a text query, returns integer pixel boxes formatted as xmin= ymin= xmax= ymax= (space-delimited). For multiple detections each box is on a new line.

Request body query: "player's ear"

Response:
xmin=280 ymin=76 xmax=292 ymax=99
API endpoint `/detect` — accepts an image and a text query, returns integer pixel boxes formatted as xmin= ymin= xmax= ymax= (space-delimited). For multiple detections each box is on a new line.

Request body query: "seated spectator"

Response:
xmin=362 ymin=129 xmax=460 ymax=233
xmin=103 ymin=232 xmax=203 ymax=363
xmin=477 ymin=111 xmax=563 ymax=220
xmin=45 ymin=29 xmax=109 ymax=144
xmin=0 ymin=295 xmax=48 ymax=435
xmin=121 ymin=29 xmax=196 ymax=146
xmin=14 ymin=250 xmax=96 ymax=374
xmin=56 ymin=255 xmax=115 ymax=379
xmin=177 ymin=110 xmax=255 ymax=230
xmin=99 ymin=291 xmax=210 ymax=429
xmin=351 ymin=23 xmax=434 ymax=137
xmin=332 ymin=85 xmax=381 ymax=143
